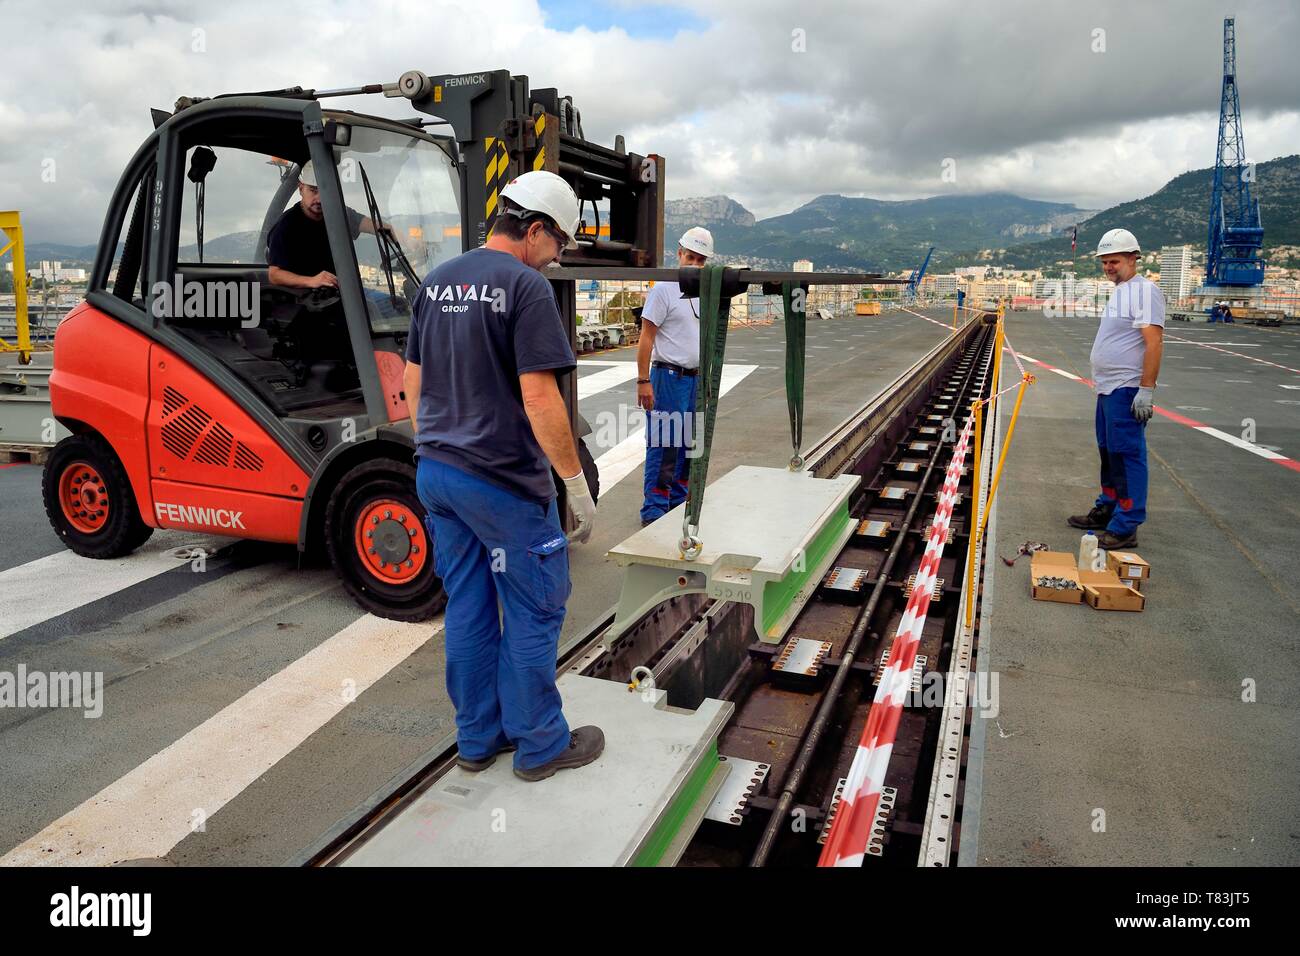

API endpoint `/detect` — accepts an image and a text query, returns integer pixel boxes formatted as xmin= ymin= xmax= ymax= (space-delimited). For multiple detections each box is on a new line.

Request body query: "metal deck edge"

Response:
xmin=955 ymin=349 xmax=1005 ymax=868
xmin=920 ymin=335 xmax=999 ymax=866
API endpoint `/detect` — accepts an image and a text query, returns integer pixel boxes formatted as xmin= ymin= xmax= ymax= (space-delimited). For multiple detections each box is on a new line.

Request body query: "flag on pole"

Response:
xmin=1071 ymin=225 xmax=1077 ymax=253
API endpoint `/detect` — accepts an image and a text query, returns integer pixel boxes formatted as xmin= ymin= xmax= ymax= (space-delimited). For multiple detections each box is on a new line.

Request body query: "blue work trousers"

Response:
xmin=640 ymin=365 xmax=698 ymax=523
xmin=1092 ymin=386 xmax=1149 ymax=536
xmin=415 ymin=457 xmax=571 ymax=771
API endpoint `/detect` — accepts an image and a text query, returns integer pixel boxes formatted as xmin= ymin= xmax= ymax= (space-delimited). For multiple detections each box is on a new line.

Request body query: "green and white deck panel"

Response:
xmin=341 ymin=674 xmax=732 ymax=867
xmin=605 ymin=465 xmax=861 ymax=645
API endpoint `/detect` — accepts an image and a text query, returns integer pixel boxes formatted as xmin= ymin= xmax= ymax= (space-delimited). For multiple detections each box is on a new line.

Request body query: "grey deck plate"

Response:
xmin=341 ymin=675 xmax=732 ymax=867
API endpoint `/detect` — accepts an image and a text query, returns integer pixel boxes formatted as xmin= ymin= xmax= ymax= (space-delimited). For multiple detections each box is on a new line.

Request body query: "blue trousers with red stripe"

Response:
xmin=1092 ymin=386 xmax=1148 ymax=536
xmin=641 ymin=365 xmax=698 ymax=523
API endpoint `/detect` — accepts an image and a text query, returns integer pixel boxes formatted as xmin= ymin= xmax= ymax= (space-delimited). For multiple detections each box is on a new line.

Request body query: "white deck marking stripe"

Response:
xmin=1193 ymin=427 xmax=1286 ymax=461
xmin=591 ymin=365 xmax=757 ymax=490
xmin=1049 ymin=367 xmax=1082 ymax=381
xmin=0 ymin=534 xmax=228 ymax=642
xmin=577 ymin=364 xmax=641 ymax=399
xmin=1 ymin=613 xmax=441 ymax=866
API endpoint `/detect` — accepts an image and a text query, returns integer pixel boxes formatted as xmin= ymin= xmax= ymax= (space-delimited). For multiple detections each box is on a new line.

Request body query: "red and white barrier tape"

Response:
xmin=817 ymin=415 xmax=976 ymax=866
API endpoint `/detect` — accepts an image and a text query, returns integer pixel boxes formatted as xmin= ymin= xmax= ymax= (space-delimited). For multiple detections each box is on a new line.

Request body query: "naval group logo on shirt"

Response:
xmin=425 ymin=284 xmax=507 ymax=314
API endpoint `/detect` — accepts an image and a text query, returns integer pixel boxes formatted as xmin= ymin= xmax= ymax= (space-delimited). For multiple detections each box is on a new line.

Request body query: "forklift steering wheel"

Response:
xmin=298 ymin=286 xmax=342 ymax=313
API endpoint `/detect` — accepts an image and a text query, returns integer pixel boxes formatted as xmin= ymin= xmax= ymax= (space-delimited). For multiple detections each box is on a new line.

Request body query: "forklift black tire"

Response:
xmin=323 ymin=458 xmax=447 ymax=622
xmin=42 ymin=433 xmax=154 ymax=559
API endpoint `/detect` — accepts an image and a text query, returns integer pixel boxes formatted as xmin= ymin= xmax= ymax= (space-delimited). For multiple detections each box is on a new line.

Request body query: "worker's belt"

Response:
xmin=652 ymin=361 xmax=699 ymax=377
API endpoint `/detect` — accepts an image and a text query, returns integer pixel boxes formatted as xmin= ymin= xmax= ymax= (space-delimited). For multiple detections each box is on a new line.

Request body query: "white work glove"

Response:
xmin=560 ymin=471 xmax=596 ymax=544
xmin=1132 ymin=386 xmax=1154 ymax=424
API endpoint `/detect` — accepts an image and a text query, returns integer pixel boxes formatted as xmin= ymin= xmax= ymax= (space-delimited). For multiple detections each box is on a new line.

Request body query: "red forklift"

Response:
xmin=41 ymin=69 xmax=664 ymax=620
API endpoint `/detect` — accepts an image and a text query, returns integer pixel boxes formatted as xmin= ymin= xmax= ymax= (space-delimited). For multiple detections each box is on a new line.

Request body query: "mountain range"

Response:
xmin=666 ymin=154 xmax=1300 ymax=275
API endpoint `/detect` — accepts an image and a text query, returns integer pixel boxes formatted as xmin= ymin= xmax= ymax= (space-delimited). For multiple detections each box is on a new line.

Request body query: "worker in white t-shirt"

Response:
xmin=635 ymin=227 xmax=713 ymax=525
xmin=1066 ymin=228 xmax=1165 ymax=549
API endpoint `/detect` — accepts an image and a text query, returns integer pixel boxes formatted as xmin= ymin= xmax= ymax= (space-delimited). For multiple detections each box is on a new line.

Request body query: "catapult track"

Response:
xmin=301 ymin=316 xmax=998 ymax=868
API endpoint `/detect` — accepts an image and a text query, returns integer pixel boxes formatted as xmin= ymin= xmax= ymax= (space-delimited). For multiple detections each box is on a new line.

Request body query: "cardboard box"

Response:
xmin=1079 ymin=568 xmax=1146 ymax=611
xmin=1082 ymin=581 xmax=1146 ymax=611
xmin=1106 ymin=550 xmax=1150 ymax=587
xmin=1030 ymin=551 xmax=1083 ymax=604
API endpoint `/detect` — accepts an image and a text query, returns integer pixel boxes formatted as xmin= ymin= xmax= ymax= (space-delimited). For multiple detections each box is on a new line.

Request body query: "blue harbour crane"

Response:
xmin=1206 ymin=17 xmax=1265 ymax=288
xmin=904 ymin=246 xmax=935 ymax=302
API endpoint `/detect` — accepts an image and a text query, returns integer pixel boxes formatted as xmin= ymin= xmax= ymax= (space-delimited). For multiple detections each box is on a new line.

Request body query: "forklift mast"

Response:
xmin=392 ymin=69 xmax=664 ymax=267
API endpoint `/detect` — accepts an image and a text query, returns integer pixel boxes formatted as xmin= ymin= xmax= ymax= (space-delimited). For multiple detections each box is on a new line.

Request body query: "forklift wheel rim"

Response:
xmin=353 ymin=498 xmax=428 ymax=585
xmin=59 ymin=461 xmax=111 ymax=534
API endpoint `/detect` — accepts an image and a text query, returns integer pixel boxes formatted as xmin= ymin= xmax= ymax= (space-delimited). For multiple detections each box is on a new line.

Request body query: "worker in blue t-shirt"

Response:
xmin=403 ymin=171 xmax=604 ymax=782
xmin=635 ymin=227 xmax=713 ymax=525
xmin=1067 ymin=229 xmax=1165 ymax=549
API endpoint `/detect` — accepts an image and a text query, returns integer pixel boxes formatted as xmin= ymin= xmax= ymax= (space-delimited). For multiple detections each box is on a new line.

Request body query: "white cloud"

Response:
xmin=1 ymin=0 xmax=1296 ymax=243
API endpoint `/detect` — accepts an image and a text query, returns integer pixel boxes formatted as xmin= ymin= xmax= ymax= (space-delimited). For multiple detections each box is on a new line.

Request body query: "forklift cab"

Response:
xmin=159 ymin=107 xmax=462 ymax=427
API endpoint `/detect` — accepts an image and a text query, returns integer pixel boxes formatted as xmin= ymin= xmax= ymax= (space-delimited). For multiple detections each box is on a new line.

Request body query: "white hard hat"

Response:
xmin=499 ymin=171 xmax=581 ymax=249
xmin=1094 ymin=228 xmax=1141 ymax=256
xmin=679 ymin=226 xmax=714 ymax=259
xmin=298 ymin=160 xmax=317 ymax=188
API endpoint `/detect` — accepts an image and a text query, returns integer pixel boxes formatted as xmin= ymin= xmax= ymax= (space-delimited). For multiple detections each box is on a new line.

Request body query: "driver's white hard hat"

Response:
xmin=1094 ymin=228 xmax=1141 ymax=256
xmin=679 ymin=226 xmax=714 ymax=259
xmin=499 ymin=171 xmax=581 ymax=249
xmin=298 ymin=160 xmax=318 ymax=188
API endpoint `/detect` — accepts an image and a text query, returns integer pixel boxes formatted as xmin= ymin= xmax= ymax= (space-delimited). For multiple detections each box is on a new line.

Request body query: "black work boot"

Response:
xmin=1097 ymin=529 xmax=1138 ymax=550
xmin=513 ymin=726 xmax=606 ymax=782
xmin=1067 ymin=505 xmax=1113 ymax=530
xmin=456 ymin=742 xmax=516 ymax=773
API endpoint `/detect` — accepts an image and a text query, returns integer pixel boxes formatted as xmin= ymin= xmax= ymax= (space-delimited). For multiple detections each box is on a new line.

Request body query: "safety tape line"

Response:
xmin=1016 ymin=353 xmax=1300 ymax=474
xmin=818 ymin=415 xmax=975 ymax=867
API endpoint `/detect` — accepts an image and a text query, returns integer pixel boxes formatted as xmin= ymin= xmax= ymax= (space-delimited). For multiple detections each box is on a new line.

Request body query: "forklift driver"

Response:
xmin=267 ymin=160 xmax=395 ymax=290
xmin=266 ymin=160 xmax=396 ymax=371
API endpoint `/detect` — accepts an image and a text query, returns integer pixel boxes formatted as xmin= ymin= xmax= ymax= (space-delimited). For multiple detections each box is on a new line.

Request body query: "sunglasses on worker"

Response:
xmin=538 ymin=220 xmax=569 ymax=247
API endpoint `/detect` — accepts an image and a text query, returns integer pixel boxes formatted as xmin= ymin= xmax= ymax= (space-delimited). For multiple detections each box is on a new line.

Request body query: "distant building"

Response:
xmin=793 ymin=259 xmax=814 ymax=272
xmin=924 ymin=274 xmax=959 ymax=294
xmin=1158 ymin=245 xmax=1193 ymax=303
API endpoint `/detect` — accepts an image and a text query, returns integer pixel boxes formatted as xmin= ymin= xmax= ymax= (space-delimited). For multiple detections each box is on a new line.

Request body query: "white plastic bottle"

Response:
xmin=1078 ymin=532 xmax=1100 ymax=571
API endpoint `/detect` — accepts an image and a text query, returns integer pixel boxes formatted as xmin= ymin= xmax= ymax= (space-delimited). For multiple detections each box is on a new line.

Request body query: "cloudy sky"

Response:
xmin=2 ymin=0 xmax=1298 ymax=244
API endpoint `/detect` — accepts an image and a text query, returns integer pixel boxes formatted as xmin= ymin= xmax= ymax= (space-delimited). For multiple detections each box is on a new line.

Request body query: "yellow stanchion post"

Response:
xmin=988 ymin=314 xmax=1005 ymax=405
xmin=978 ymin=375 xmax=1031 ymax=541
xmin=963 ymin=397 xmax=983 ymax=630
xmin=0 ymin=211 xmax=32 ymax=363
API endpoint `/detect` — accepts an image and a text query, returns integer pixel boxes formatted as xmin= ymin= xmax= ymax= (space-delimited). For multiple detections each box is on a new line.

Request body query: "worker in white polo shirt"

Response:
xmin=635 ymin=227 xmax=713 ymax=525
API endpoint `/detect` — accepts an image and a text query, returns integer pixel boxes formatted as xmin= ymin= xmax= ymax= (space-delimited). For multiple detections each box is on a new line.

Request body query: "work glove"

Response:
xmin=1132 ymin=386 xmax=1154 ymax=424
xmin=561 ymin=470 xmax=597 ymax=544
